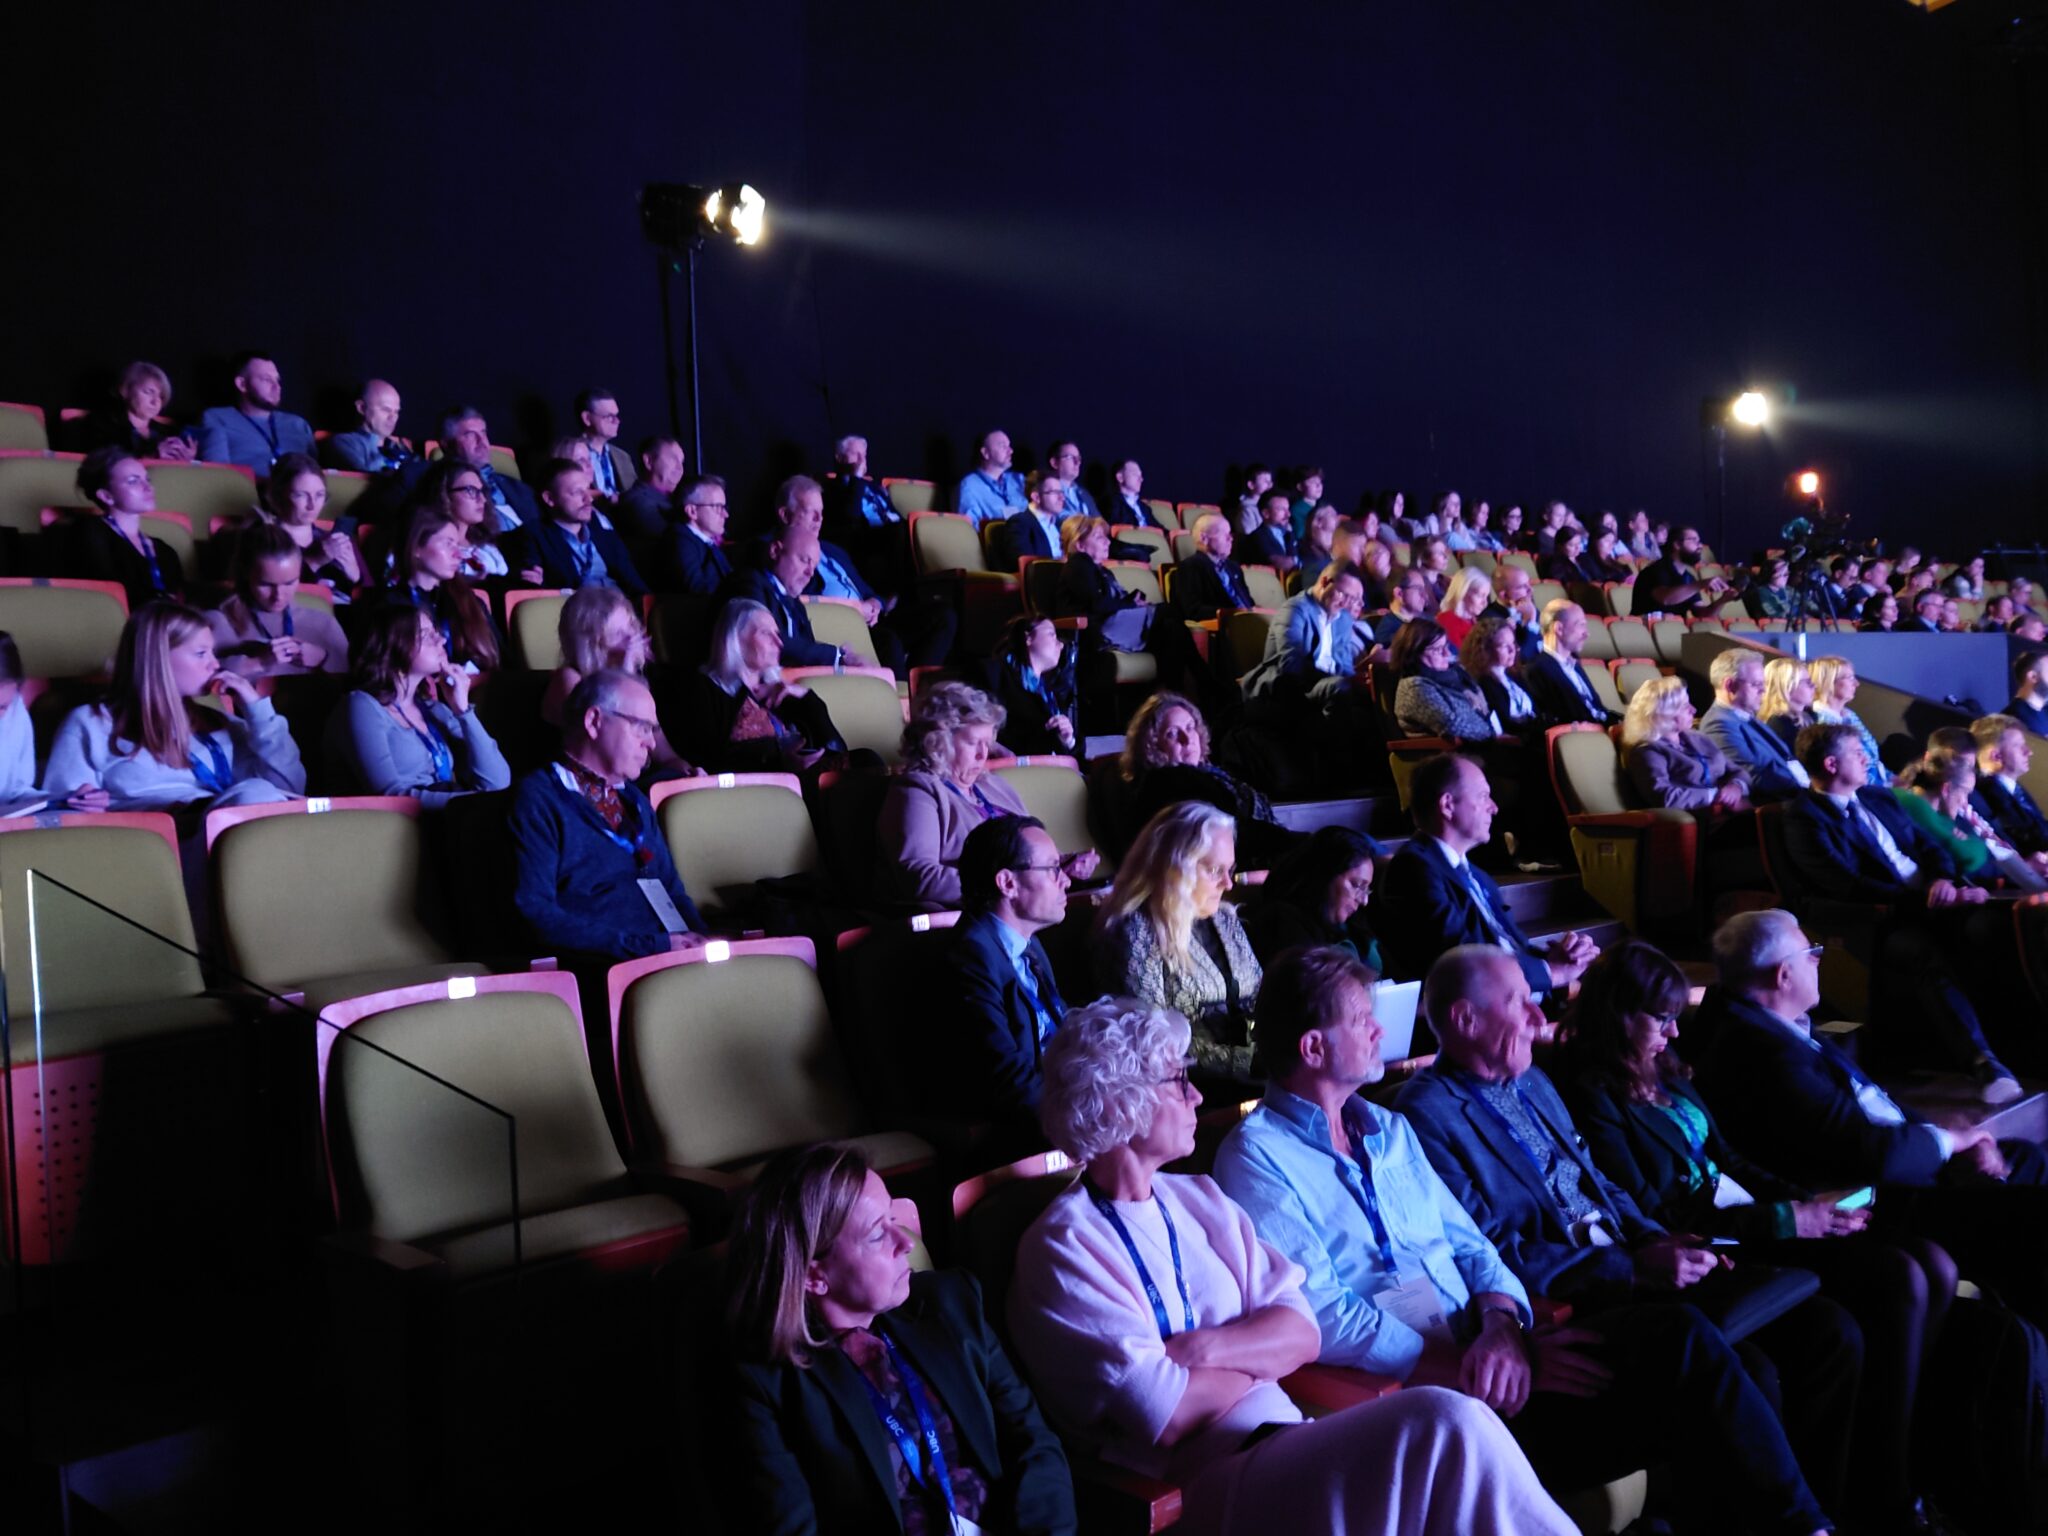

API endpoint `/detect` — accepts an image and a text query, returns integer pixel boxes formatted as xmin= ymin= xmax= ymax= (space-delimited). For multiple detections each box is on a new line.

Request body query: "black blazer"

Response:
xmin=718 ymin=568 xmax=839 ymax=669
xmin=507 ymin=519 xmax=649 ymax=599
xmin=1107 ymin=493 xmax=1166 ymax=531
xmin=2005 ymin=697 xmax=2048 ymax=737
xmin=664 ymin=668 xmax=845 ymax=774
xmin=918 ymin=910 xmax=1067 ymax=1127
xmin=656 ymin=525 xmax=733 ymax=595
xmin=805 ymin=539 xmax=881 ymax=602
xmin=1691 ymin=986 xmax=1949 ymax=1188
xmin=53 ymin=514 xmax=186 ymax=611
xmin=1476 ymin=672 xmax=1538 ymax=732
xmin=1370 ymin=836 xmax=1551 ymax=990
xmin=1780 ymin=786 xmax=1963 ymax=904
xmin=1242 ymin=525 xmax=1296 ymax=567
xmin=726 ymin=1269 xmax=1076 ymax=1536
xmin=983 ymin=650 xmax=1079 ymax=759
xmin=1514 ymin=649 xmax=1615 ymax=727
xmin=1001 ymin=510 xmax=1060 ymax=570
xmin=1053 ymin=552 xmax=1141 ymax=628
xmin=1973 ymin=775 xmax=2048 ymax=857
xmin=1173 ymin=553 xmax=1252 ymax=621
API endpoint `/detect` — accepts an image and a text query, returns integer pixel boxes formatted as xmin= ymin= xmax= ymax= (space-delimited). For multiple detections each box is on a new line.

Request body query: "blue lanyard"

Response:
xmin=140 ymin=535 xmax=166 ymax=593
xmin=1322 ymin=1117 xmax=1400 ymax=1273
xmin=408 ymin=710 xmax=455 ymax=784
xmin=189 ymin=734 xmax=234 ymax=795
xmin=850 ymin=1333 xmax=959 ymax=1521
xmin=251 ymin=606 xmax=295 ymax=641
xmin=1090 ymin=1187 xmax=1195 ymax=1340
xmin=950 ymin=779 xmax=1000 ymax=819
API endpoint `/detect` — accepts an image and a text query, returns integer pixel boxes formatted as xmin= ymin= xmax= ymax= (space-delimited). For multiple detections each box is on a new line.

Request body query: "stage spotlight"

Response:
xmin=1731 ymin=391 xmax=1770 ymax=428
xmin=703 ymin=182 xmax=766 ymax=246
xmin=1795 ymin=470 xmax=1821 ymax=497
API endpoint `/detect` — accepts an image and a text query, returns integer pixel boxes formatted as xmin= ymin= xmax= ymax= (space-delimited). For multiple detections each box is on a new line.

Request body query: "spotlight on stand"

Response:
xmin=1795 ymin=469 xmax=1821 ymax=498
xmin=1700 ymin=388 xmax=1772 ymax=557
xmin=1731 ymin=390 xmax=1771 ymax=428
xmin=639 ymin=180 xmax=768 ymax=468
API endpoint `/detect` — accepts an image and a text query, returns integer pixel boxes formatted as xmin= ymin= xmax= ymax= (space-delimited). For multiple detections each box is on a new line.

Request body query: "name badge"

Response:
xmin=1374 ymin=1269 xmax=1449 ymax=1339
xmin=637 ymin=877 xmax=690 ymax=934
xmin=1711 ymin=1171 xmax=1757 ymax=1209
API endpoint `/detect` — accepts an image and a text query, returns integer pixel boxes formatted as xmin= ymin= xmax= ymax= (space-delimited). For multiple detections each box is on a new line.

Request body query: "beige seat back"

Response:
xmin=911 ymin=513 xmax=990 ymax=576
xmin=805 ymin=599 xmax=882 ymax=668
xmin=799 ymin=672 xmax=905 ymax=762
xmin=1553 ymin=728 xmax=1633 ymax=817
xmin=989 ymin=762 xmax=1099 ymax=862
xmin=148 ymin=463 xmax=260 ymax=525
xmin=656 ymin=781 xmax=822 ymax=909
xmin=0 ymin=583 xmax=127 ymax=677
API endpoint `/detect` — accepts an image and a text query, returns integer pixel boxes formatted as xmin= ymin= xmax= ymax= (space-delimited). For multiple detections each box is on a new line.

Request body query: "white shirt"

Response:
xmin=1752 ymin=1005 xmax=1953 ymax=1160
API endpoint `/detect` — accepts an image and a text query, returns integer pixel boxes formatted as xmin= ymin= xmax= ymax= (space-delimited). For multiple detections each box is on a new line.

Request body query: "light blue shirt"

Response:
xmin=815 ymin=549 xmax=863 ymax=600
xmin=991 ymin=913 xmax=1057 ymax=1041
xmin=956 ymin=469 xmax=1028 ymax=527
xmin=1213 ymin=1089 xmax=1528 ymax=1379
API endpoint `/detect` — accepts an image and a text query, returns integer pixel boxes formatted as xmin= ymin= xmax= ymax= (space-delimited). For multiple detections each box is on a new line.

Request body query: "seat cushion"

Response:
xmin=420 ymin=1191 xmax=690 ymax=1283
xmin=13 ymin=995 xmax=244 ymax=1066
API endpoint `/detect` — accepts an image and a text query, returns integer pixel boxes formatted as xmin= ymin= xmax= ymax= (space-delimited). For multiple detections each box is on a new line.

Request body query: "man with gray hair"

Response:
xmin=1699 ymin=648 xmax=1808 ymax=800
xmin=1517 ymin=600 xmax=1614 ymax=727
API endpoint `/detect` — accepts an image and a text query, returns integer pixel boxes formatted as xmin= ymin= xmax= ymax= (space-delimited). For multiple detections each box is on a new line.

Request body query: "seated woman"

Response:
xmin=1391 ymin=619 xmax=1498 ymax=741
xmin=1760 ymin=656 xmax=1819 ymax=749
xmin=208 ymin=523 xmax=350 ymax=679
xmin=1094 ymin=801 xmax=1262 ymax=1083
xmin=673 ymin=598 xmax=846 ymax=776
xmin=1619 ymin=675 xmax=1761 ymax=887
xmin=81 ymin=361 xmax=194 ymax=461
xmin=1805 ymin=655 xmax=1886 ymax=777
xmin=545 ymin=586 xmax=692 ymax=777
xmin=363 ymin=508 xmax=502 ymax=672
xmin=243 ymin=451 xmax=361 ymax=599
xmin=325 ymin=604 xmax=510 ymax=809
xmin=1354 ymin=534 xmax=1396 ymax=611
xmin=1541 ymin=527 xmax=1597 ymax=585
xmin=1007 ymin=998 xmax=1577 ymax=1536
xmin=985 ymin=613 xmax=1080 ymax=757
xmin=45 ymin=601 xmax=305 ymax=811
xmin=1114 ymin=691 xmax=1304 ymax=870
xmin=1054 ymin=515 xmax=1190 ymax=710
xmin=1585 ymin=528 xmax=1633 ymax=583
xmin=1751 ymin=558 xmax=1806 ymax=621
xmin=1894 ymin=742 xmax=2047 ymax=892
xmin=1952 ymin=556 xmax=1988 ymax=603
xmin=58 ymin=446 xmax=187 ymax=610
xmin=1857 ymin=591 xmax=1898 ymax=632
xmin=1434 ymin=565 xmax=1492 ymax=649
xmin=1461 ymin=615 xmax=1540 ymax=733
xmin=0 ymin=633 xmax=39 ymax=811
xmin=401 ymin=458 xmax=511 ymax=584
xmin=1233 ymin=825 xmax=1384 ymax=973
xmin=1293 ymin=503 xmax=1341 ymax=590
xmin=723 ymin=1143 xmax=1076 ymax=1536
xmin=877 ymin=682 xmax=1098 ymax=910
xmin=1555 ymin=940 xmax=1956 ymax=1536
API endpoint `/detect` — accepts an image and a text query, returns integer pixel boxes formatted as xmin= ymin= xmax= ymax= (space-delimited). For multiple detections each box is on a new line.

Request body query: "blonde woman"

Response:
xmin=1759 ymin=657 xmax=1819 ymax=750
xmin=1806 ymin=655 xmax=1886 ymax=774
xmin=1622 ymin=675 xmax=1750 ymax=814
xmin=542 ymin=587 xmax=687 ymax=772
xmin=1093 ymin=800 xmax=1261 ymax=1082
xmin=44 ymin=601 xmax=304 ymax=811
xmin=1435 ymin=564 xmax=1493 ymax=649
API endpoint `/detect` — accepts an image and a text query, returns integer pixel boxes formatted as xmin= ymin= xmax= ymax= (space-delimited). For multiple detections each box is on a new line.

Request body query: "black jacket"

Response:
xmin=506 ymin=519 xmax=649 ymax=599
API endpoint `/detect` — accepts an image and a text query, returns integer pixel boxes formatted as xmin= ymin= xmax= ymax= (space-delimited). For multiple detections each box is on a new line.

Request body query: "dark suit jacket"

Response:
xmin=54 ymin=514 xmax=187 ymax=611
xmin=727 ymin=1269 xmax=1076 ymax=1536
xmin=1515 ymin=649 xmax=1616 ymax=727
xmin=1973 ymin=775 xmax=2048 ymax=857
xmin=613 ymin=481 xmax=675 ymax=552
xmin=655 ymin=525 xmax=733 ymax=595
xmin=921 ymin=910 xmax=1067 ymax=1124
xmin=1698 ymin=703 xmax=1806 ymax=801
xmin=665 ymin=668 xmax=845 ymax=774
xmin=1173 ymin=553 xmax=1252 ymax=621
xmin=1001 ymin=510 xmax=1061 ymax=571
xmin=1371 ymin=837 xmax=1551 ymax=990
xmin=1392 ymin=1062 xmax=1659 ymax=1304
xmin=2005 ymin=697 xmax=2048 ymax=737
xmin=1242 ymin=525 xmax=1296 ymax=567
xmin=719 ymin=567 xmax=839 ymax=668
xmin=1107 ymin=493 xmax=1166 ymax=531
xmin=1781 ymin=785 xmax=1961 ymax=904
xmin=1691 ymin=987 xmax=1949 ymax=1188
xmin=505 ymin=519 xmax=649 ymax=599
xmin=1053 ymin=552 xmax=1141 ymax=628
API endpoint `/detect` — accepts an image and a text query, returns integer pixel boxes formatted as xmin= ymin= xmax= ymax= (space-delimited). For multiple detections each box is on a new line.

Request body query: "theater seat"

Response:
xmin=650 ymin=772 xmax=824 ymax=917
xmin=988 ymin=757 xmax=1105 ymax=870
xmin=1580 ymin=619 xmax=1619 ymax=663
xmin=146 ymin=461 xmax=260 ymax=526
xmin=785 ymin=666 xmax=906 ymax=762
xmin=909 ymin=511 xmax=1021 ymax=653
xmin=503 ymin=588 xmax=570 ymax=669
xmin=1143 ymin=498 xmax=1178 ymax=529
xmin=0 ymin=578 xmax=129 ymax=677
xmin=0 ymin=452 xmax=85 ymax=535
xmin=0 ymin=403 xmax=49 ymax=452
xmin=1548 ymin=723 xmax=1698 ymax=934
xmin=802 ymin=595 xmax=886 ymax=672
xmin=1649 ymin=617 xmax=1690 ymax=663
xmin=606 ymin=939 xmax=933 ymax=1217
xmin=1111 ymin=524 xmax=1171 ymax=567
xmin=1611 ymin=659 xmax=1666 ymax=705
xmin=1606 ymin=618 xmax=1655 ymax=659
xmin=1242 ymin=564 xmax=1288 ymax=609
xmin=881 ymin=477 xmax=937 ymax=515
xmin=1606 ymin=580 xmax=1634 ymax=617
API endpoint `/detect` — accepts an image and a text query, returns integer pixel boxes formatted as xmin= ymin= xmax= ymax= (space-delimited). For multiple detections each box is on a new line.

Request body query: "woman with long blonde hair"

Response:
xmin=1759 ymin=657 xmax=1819 ymax=749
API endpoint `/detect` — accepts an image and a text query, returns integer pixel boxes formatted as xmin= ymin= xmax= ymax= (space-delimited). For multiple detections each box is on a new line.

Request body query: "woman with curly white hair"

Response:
xmin=1006 ymin=998 xmax=1576 ymax=1536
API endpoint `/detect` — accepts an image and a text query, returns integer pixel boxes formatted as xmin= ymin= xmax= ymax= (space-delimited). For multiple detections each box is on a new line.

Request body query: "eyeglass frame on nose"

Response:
xmin=603 ymin=708 xmax=661 ymax=738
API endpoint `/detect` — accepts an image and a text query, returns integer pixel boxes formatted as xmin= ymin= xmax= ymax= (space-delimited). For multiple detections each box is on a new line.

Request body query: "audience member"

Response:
xmin=541 ymin=586 xmax=690 ymax=774
xmin=208 ymin=523 xmax=348 ymax=678
xmin=1971 ymin=712 xmax=2048 ymax=861
xmin=1759 ymin=657 xmax=1819 ymax=748
xmin=1001 ymin=475 xmax=1068 ymax=570
xmin=722 ymin=1142 xmax=1075 ymax=1536
xmin=1171 ymin=512 xmax=1255 ymax=620
xmin=823 ymin=433 xmax=901 ymax=539
xmin=1114 ymin=691 xmax=1304 ymax=871
xmin=402 ymin=458 xmax=510 ymax=583
xmin=1540 ymin=526 xmax=1597 ymax=586
xmin=776 ymin=474 xmax=954 ymax=674
xmin=1105 ymin=457 xmax=1167 ymax=530
xmin=429 ymin=406 xmax=538 ymax=533
xmin=1636 ymin=525 xmax=1728 ymax=618
xmin=82 ymin=361 xmax=195 ymax=461
xmin=1365 ymin=567 xmax=1434 ymax=650
xmin=1626 ymin=509 xmax=1660 ymax=561
xmin=572 ymin=389 xmax=635 ymax=502
xmin=1434 ymin=566 xmax=1492 ymax=649
xmin=60 ymin=447 xmax=187 ymax=609
xmin=1046 ymin=441 xmax=1099 ymax=520
xmin=1481 ymin=564 xmax=1544 ymax=663
xmin=1286 ymin=467 xmax=1327 ymax=542
xmin=654 ymin=475 xmax=734 ymax=595
xmin=1235 ymin=461 xmax=1275 ymax=534
xmin=195 ymin=351 xmax=315 ymax=474
xmin=1413 ymin=535 xmax=1453 ymax=608
xmin=369 ymin=508 xmax=502 ymax=671
xmin=325 ymin=604 xmax=509 ymax=808
xmin=612 ymin=435 xmax=686 ymax=562
xmin=1518 ymin=600 xmax=1616 ymax=727
xmin=2005 ymin=649 xmax=2048 ymax=735
xmin=1749 ymin=559 xmax=1806 ymax=621
xmin=507 ymin=458 xmax=649 ymax=597
xmin=1803 ymin=656 xmax=1885 ymax=778
xmin=1391 ymin=618 xmax=1499 ymax=741
xmin=1622 ymin=673 xmax=1753 ymax=817
xmin=1895 ymin=588 xmax=1946 ymax=634
xmin=1462 ymin=616 xmax=1540 ymax=733
xmin=2014 ymin=610 xmax=2048 ymax=644
xmin=985 ymin=615 xmax=1079 ymax=757
xmin=1295 ymin=503 xmax=1341 ymax=588
xmin=1093 ymin=801 xmax=1262 ymax=1083
xmin=1242 ymin=489 xmax=1299 ymax=573
xmin=1699 ymin=649 xmax=1807 ymax=800
xmin=1233 ymin=826 xmax=1384 ymax=973
xmin=1858 ymin=590 xmax=1899 ymax=631
xmin=1894 ymin=741 xmax=2046 ymax=892
xmin=879 ymin=683 xmax=1037 ymax=909
xmin=957 ymin=429 xmax=1029 ymax=527
xmin=46 ymin=602 xmax=304 ymax=811
xmin=1008 ymin=998 xmax=1577 ymax=1535
xmin=1371 ymin=754 xmax=1596 ymax=992
xmin=508 ymin=668 xmax=707 ymax=960
xmin=324 ymin=379 xmax=413 ymax=473
xmin=674 ymin=599 xmax=846 ymax=776
xmin=717 ymin=525 xmax=846 ymax=671
xmin=0 ymin=635 xmax=34 ymax=809
xmin=249 ymin=450 xmax=362 ymax=597
xmin=1244 ymin=562 xmax=1369 ymax=733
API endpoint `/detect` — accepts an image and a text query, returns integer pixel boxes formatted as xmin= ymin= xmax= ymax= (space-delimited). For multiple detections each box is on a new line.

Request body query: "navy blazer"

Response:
xmin=656 ymin=525 xmax=732 ymax=595
xmin=1514 ymin=649 xmax=1615 ymax=727
xmin=1173 ymin=553 xmax=1253 ymax=621
xmin=1698 ymin=703 xmax=1806 ymax=801
xmin=727 ymin=1269 xmax=1076 ymax=1536
xmin=1392 ymin=1062 xmax=1659 ymax=1304
xmin=2005 ymin=697 xmax=2048 ymax=737
xmin=920 ymin=910 xmax=1067 ymax=1124
xmin=1780 ymin=786 xmax=1962 ymax=904
xmin=506 ymin=519 xmax=649 ymax=599
xmin=719 ymin=567 xmax=838 ymax=668
xmin=1001 ymin=510 xmax=1061 ymax=571
xmin=1973 ymin=774 xmax=2048 ymax=857
xmin=1053 ymin=552 xmax=1141 ymax=628
xmin=1370 ymin=836 xmax=1551 ymax=990
xmin=1691 ymin=986 xmax=1948 ymax=1188
xmin=1107 ymin=493 xmax=1166 ymax=531
xmin=1241 ymin=524 xmax=1296 ymax=567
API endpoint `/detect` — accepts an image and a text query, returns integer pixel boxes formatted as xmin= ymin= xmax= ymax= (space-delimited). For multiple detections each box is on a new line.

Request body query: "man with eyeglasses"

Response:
xmin=421 ymin=405 xmax=538 ymax=532
xmin=1694 ymin=909 xmax=2048 ymax=1325
xmin=1482 ymin=566 xmax=1545 ymax=664
xmin=573 ymin=388 xmax=636 ymax=503
xmin=1173 ymin=512 xmax=1256 ymax=622
xmin=509 ymin=668 xmax=708 ymax=962
xmin=1367 ymin=568 xmax=1435 ymax=652
xmin=915 ymin=815 xmax=1071 ymax=1153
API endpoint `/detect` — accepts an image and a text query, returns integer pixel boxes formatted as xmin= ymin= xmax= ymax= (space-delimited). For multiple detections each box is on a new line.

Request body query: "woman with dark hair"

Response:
xmin=324 ymin=604 xmax=509 ymax=808
xmin=723 ymin=1142 xmax=1077 ymax=1536
xmin=1294 ymin=503 xmax=1341 ymax=589
xmin=59 ymin=446 xmax=187 ymax=609
xmin=82 ymin=361 xmax=195 ymax=461
xmin=1555 ymin=940 xmax=1956 ymax=1536
xmin=364 ymin=507 xmax=502 ymax=671
xmin=1752 ymin=559 xmax=1806 ymax=622
xmin=986 ymin=613 xmax=1080 ymax=757
xmin=208 ymin=522 xmax=350 ymax=678
xmin=1234 ymin=825 xmax=1385 ymax=972
xmin=1585 ymin=529 xmax=1633 ymax=583
xmin=401 ymin=458 xmax=511 ymax=584
xmin=249 ymin=451 xmax=361 ymax=598
xmin=1857 ymin=590 xmax=1898 ymax=632
xmin=1461 ymin=615 xmax=1540 ymax=733
xmin=1391 ymin=619 xmax=1498 ymax=741
xmin=672 ymin=598 xmax=845 ymax=776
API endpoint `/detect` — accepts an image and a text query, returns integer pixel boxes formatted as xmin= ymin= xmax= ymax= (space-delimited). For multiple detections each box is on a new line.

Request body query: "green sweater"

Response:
xmin=1889 ymin=787 xmax=1992 ymax=877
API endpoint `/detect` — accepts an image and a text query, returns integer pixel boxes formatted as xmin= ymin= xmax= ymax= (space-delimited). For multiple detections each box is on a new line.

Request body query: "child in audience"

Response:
xmin=208 ymin=523 xmax=350 ymax=678
xmin=325 ymin=605 xmax=509 ymax=809
xmin=44 ymin=601 xmax=304 ymax=811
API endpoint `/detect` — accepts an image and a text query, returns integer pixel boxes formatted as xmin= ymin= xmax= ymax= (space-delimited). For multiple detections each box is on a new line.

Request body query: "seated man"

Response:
xmin=1695 ymin=908 xmax=2048 ymax=1325
xmin=653 ymin=474 xmax=732 ymax=594
xmin=1172 ymin=511 xmax=1256 ymax=620
xmin=1635 ymin=525 xmax=1729 ymax=618
xmin=573 ymin=388 xmax=636 ymax=503
xmin=1235 ymin=460 xmax=1274 ymax=534
xmin=1242 ymin=488 xmax=1300 ymax=575
xmin=1000 ymin=474 xmax=1068 ymax=570
xmin=323 ymin=378 xmax=414 ymax=474
xmin=1894 ymin=588 xmax=1946 ymax=634
xmin=716 ymin=525 xmax=843 ymax=670
xmin=1481 ymin=565 xmax=1544 ymax=664
xmin=426 ymin=405 xmax=539 ymax=533
xmin=1241 ymin=560 xmax=1365 ymax=711
xmin=1104 ymin=457 xmax=1168 ymax=530
xmin=1515 ymin=599 xmax=1616 ymax=727
xmin=196 ymin=351 xmax=316 ymax=475
xmin=2005 ymin=649 xmax=2048 ymax=736
xmin=915 ymin=815 xmax=1068 ymax=1149
xmin=955 ymin=427 xmax=1029 ymax=527
xmin=509 ymin=668 xmax=707 ymax=961
xmin=773 ymin=474 xmax=954 ymax=675
xmin=822 ymin=432 xmax=909 ymax=592
xmin=1699 ymin=649 xmax=1809 ymax=801
xmin=1045 ymin=440 xmax=1099 ymax=520
xmin=1219 ymin=945 xmax=1848 ymax=1536
xmin=1371 ymin=753 xmax=1597 ymax=993
xmin=1365 ymin=567 xmax=1434 ymax=651
xmin=1779 ymin=722 xmax=2022 ymax=1095
xmin=1972 ymin=712 xmax=2048 ymax=858
xmin=506 ymin=459 xmax=650 ymax=598
xmin=613 ymin=435 xmax=686 ymax=563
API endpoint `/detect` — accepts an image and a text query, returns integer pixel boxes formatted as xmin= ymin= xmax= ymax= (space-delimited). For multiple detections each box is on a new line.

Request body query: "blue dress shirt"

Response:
xmin=1213 ymin=1090 xmax=1528 ymax=1378
xmin=956 ymin=469 xmax=1028 ymax=527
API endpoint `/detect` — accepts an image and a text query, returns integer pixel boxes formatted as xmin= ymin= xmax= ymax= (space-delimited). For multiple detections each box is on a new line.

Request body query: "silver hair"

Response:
xmin=1708 ymin=648 xmax=1758 ymax=691
xmin=901 ymin=681 xmax=1005 ymax=774
xmin=704 ymin=598 xmax=780 ymax=691
xmin=1038 ymin=998 xmax=1191 ymax=1163
xmin=562 ymin=667 xmax=640 ymax=741
xmin=1711 ymin=908 xmax=1805 ymax=983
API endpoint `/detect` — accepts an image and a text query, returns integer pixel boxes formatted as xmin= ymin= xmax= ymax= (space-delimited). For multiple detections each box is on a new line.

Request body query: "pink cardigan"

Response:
xmin=875 ymin=768 xmax=1030 ymax=910
xmin=1007 ymin=1173 xmax=1315 ymax=1484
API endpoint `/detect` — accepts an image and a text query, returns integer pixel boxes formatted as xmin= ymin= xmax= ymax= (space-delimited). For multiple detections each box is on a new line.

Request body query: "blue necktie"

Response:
xmin=1460 ymin=863 xmax=1515 ymax=946
xmin=1016 ymin=944 xmax=1063 ymax=1042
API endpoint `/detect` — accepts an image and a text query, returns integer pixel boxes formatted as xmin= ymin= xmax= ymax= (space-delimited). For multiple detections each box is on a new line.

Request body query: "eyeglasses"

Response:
xmin=1157 ymin=1063 xmax=1195 ymax=1095
xmin=1011 ymin=860 xmax=1065 ymax=875
xmin=450 ymin=484 xmax=486 ymax=499
xmin=604 ymin=708 xmax=661 ymax=738
xmin=1646 ymin=1010 xmax=1681 ymax=1029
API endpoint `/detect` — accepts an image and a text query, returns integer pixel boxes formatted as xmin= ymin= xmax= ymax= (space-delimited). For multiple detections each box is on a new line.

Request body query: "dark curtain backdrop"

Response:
xmin=3 ymin=0 xmax=2042 ymax=552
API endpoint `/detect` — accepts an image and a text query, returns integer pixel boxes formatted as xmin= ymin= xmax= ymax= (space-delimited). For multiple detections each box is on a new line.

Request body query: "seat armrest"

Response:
xmin=322 ymin=1229 xmax=448 ymax=1276
xmin=1281 ymin=1362 xmax=1402 ymax=1411
xmin=1531 ymin=1296 xmax=1573 ymax=1326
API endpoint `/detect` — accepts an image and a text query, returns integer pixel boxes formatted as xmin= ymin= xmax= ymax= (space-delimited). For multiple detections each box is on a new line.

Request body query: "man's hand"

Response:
xmin=519 ymin=566 xmax=545 ymax=586
xmin=668 ymin=932 xmax=709 ymax=954
xmin=1631 ymin=1235 xmax=1726 ymax=1290
xmin=1955 ymin=1130 xmax=2011 ymax=1181
xmin=1927 ymin=879 xmax=1961 ymax=908
xmin=1790 ymin=1200 xmax=1869 ymax=1238
xmin=858 ymin=598 xmax=883 ymax=626
xmin=1459 ymin=1312 xmax=1533 ymax=1417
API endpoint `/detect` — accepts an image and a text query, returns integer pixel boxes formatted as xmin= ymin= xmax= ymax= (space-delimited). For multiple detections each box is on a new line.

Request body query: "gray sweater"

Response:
xmin=323 ymin=690 xmax=510 ymax=810
xmin=44 ymin=698 xmax=305 ymax=810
